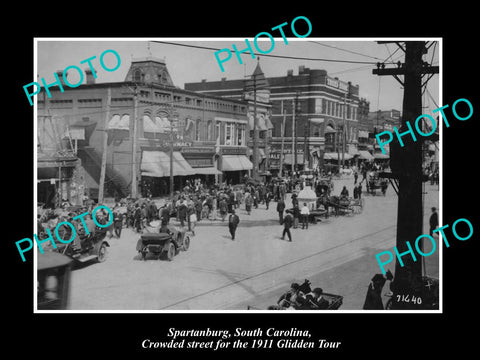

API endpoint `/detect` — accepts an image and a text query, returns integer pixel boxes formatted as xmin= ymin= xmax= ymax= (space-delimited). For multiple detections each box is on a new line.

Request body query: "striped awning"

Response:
xmin=221 ymin=155 xmax=253 ymax=171
xmin=141 ymin=151 xmax=195 ymax=177
xmin=358 ymin=150 xmax=374 ymax=160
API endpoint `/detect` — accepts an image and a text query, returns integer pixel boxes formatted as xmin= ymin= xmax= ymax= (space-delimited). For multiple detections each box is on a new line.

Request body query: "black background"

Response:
xmin=6 ymin=5 xmax=477 ymax=356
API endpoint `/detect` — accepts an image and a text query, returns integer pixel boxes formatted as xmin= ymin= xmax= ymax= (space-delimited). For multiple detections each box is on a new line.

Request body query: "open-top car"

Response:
xmin=39 ymin=221 xmax=110 ymax=265
xmin=136 ymin=224 xmax=191 ymax=261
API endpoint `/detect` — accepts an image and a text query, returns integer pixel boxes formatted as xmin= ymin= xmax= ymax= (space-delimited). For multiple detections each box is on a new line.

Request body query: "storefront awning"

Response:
xmin=141 ymin=151 xmax=195 ymax=177
xmin=192 ymin=167 xmax=222 ymax=175
xmin=249 ymin=114 xmax=268 ymax=131
xmin=324 ymin=125 xmax=337 ymax=134
xmin=358 ymin=150 xmax=374 ymax=160
xmin=221 ymin=155 xmax=253 ymax=171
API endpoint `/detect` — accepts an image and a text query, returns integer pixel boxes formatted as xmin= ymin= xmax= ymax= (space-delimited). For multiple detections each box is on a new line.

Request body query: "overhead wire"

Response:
xmin=151 ymin=40 xmax=387 ymax=65
xmin=308 ymin=41 xmax=384 ymax=61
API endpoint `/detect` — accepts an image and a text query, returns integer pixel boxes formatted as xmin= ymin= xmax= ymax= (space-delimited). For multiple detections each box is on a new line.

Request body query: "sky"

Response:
xmin=36 ymin=38 xmax=440 ymax=113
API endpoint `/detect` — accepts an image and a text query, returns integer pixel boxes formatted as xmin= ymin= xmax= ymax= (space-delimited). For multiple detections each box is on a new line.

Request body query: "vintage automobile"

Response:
xmin=39 ymin=222 xmax=111 ymax=264
xmin=136 ymin=224 xmax=191 ymax=261
xmin=37 ymin=251 xmax=73 ymax=310
xmin=247 ymin=279 xmax=343 ymax=310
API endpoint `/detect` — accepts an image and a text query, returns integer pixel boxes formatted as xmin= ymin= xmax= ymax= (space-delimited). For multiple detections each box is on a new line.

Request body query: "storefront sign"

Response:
xmin=326 ymin=77 xmax=349 ymax=92
xmin=181 ymin=146 xmax=213 ymax=153
xmin=221 ymin=147 xmax=247 ymax=155
xmin=187 ymin=158 xmax=214 ymax=167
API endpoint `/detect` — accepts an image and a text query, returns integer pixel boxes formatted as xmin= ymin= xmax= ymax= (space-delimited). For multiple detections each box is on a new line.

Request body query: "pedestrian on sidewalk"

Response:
xmin=245 ymin=193 xmax=253 ymax=215
xmin=277 ymin=198 xmax=286 ymax=225
xmin=195 ymin=197 xmax=203 ymax=222
xmin=178 ymin=199 xmax=188 ymax=228
xmin=281 ymin=213 xmax=293 ymax=242
xmin=219 ymin=197 xmax=228 ymax=221
xmin=293 ymin=203 xmax=300 ymax=229
xmin=253 ymin=188 xmax=259 ymax=209
xmin=265 ymin=190 xmax=271 ymax=210
xmin=228 ymin=209 xmax=240 ymax=240
xmin=189 ymin=209 xmax=197 ymax=236
xmin=301 ymin=203 xmax=310 ymax=229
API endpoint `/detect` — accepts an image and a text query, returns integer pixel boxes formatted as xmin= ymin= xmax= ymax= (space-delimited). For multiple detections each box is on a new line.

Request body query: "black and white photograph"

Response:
xmin=6 ymin=7 xmax=478 ymax=356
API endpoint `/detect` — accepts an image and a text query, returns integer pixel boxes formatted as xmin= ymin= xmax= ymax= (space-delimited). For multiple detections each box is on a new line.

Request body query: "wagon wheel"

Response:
xmin=165 ymin=243 xmax=176 ymax=261
xmin=182 ymin=235 xmax=190 ymax=251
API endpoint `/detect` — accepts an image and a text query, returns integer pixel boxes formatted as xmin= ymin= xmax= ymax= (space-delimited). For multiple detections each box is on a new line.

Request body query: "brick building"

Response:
xmin=186 ymin=65 xmax=363 ymax=175
xmin=37 ymin=56 xmax=252 ymax=201
xmin=186 ymin=62 xmax=273 ymax=178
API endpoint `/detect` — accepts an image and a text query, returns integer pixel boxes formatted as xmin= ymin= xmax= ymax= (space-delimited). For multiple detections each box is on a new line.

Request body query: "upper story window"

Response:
xmin=133 ymin=69 xmax=143 ymax=82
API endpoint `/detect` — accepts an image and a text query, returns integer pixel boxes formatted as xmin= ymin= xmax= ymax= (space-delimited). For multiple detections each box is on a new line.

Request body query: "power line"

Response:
xmin=329 ymin=64 xmax=375 ymax=76
xmin=151 ymin=40 xmax=380 ymax=65
xmin=309 ymin=41 xmax=384 ymax=61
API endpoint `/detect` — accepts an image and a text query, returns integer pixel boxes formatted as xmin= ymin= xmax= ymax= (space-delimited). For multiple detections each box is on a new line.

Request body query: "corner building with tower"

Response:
xmin=37 ymin=56 xmax=251 ymax=204
xmin=186 ymin=65 xmax=366 ymax=176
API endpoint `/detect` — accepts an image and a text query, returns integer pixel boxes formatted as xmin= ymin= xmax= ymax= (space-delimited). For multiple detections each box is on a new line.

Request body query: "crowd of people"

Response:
xmin=40 ymin=163 xmax=386 ymax=245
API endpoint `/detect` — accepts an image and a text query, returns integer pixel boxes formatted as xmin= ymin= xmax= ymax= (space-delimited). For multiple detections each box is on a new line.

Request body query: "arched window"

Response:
xmin=195 ymin=119 xmax=202 ymax=141
xmin=207 ymin=120 xmax=213 ymax=141
xmin=133 ymin=69 xmax=142 ymax=82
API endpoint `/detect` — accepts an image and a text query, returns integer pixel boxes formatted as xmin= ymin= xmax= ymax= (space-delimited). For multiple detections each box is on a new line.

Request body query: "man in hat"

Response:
xmin=177 ymin=199 xmax=188 ymax=228
xmin=277 ymin=198 xmax=286 ymax=225
xmin=277 ymin=283 xmax=306 ymax=309
xmin=281 ymin=212 xmax=293 ymax=242
xmin=228 ymin=209 xmax=240 ymax=240
xmin=134 ymin=204 xmax=143 ymax=233
xmin=305 ymin=288 xmax=330 ymax=309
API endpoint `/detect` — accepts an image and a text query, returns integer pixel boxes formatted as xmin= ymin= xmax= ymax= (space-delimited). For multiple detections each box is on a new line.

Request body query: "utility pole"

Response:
xmin=131 ymin=87 xmax=139 ymax=198
xmin=303 ymin=116 xmax=308 ymax=170
xmin=252 ymin=71 xmax=259 ymax=181
xmin=342 ymin=93 xmax=347 ymax=167
xmin=279 ymin=101 xmax=286 ymax=178
xmin=373 ymin=41 xmax=438 ymax=309
xmin=291 ymin=98 xmax=296 ymax=177
xmin=293 ymin=92 xmax=299 ymax=176
xmin=169 ymin=121 xmax=174 ymax=197
xmin=98 ymin=87 xmax=111 ymax=204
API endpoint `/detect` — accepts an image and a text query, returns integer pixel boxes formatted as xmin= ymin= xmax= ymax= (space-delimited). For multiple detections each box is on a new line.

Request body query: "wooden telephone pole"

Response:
xmin=98 ymin=87 xmax=111 ymax=204
xmin=373 ymin=41 xmax=438 ymax=309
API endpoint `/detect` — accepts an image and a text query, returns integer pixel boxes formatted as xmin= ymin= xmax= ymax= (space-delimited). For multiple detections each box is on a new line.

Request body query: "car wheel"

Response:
xmin=97 ymin=243 xmax=108 ymax=263
xmin=182 ymin=235 xmax=190 ymax=251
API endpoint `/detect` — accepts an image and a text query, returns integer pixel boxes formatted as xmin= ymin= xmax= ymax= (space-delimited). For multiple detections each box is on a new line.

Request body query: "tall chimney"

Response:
xmin=85 ymin=68 xmax=96 ymax=84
